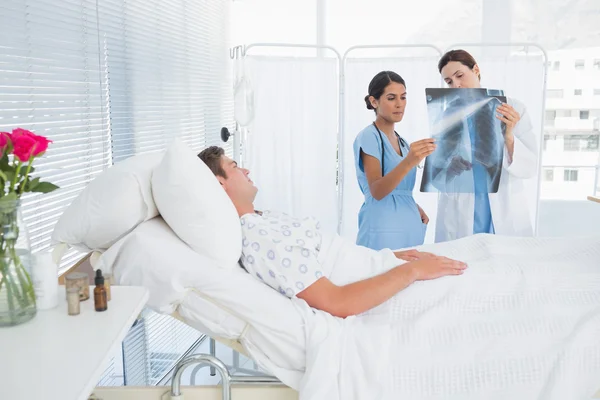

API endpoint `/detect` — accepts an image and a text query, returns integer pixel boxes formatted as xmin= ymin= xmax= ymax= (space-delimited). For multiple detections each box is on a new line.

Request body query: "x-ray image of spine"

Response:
xmin=420 ymin=88 xmax=506 ymax=194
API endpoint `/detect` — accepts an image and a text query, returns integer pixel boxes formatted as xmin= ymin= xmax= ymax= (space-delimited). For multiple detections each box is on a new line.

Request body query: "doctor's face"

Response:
xmin=218 ymin=156 xmax=258 ymax=204
xmin=441 ymin=61 xmax=481 ymax=89
xmin=371 ymin=82 xmax=407 ymax=123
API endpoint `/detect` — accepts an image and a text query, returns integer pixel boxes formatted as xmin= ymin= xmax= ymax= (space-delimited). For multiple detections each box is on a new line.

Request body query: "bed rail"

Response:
xmin=170 ymin=354 xmax=281 ymax=400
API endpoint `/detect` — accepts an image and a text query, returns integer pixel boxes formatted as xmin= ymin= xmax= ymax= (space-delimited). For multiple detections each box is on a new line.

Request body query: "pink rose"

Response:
xmin=32 ymin=135 xmax=51 ymax=155
xmin=11 ymin=128 xmax=52 ymax=162
xmin=0 ymin=132 xmax=11 ymax=155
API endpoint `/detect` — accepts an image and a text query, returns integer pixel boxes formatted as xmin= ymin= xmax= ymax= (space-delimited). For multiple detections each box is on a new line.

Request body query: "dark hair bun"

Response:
xmin=364 ymin=95 xmax=374 ymax=110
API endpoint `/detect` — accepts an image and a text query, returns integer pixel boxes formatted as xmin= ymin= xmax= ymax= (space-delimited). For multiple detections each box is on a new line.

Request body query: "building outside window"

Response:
xmin=547 ymin=89 xmax=564 ymax=98
xmin=563 ymin=134 xmax=600 ymax=152
xmin=564 ymin=169 xmax=579 ymax=182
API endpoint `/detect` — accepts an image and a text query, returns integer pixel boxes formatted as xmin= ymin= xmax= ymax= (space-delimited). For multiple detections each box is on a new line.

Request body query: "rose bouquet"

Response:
xmin=0 ymin=128 xmax=59 ymax=326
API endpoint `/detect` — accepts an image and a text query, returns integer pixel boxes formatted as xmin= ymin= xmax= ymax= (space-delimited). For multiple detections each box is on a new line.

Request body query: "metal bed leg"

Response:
xmin=233 ymin=348 xmax=240 ymax=372
xmin=209 ymin=337 xmax=216 ymax=376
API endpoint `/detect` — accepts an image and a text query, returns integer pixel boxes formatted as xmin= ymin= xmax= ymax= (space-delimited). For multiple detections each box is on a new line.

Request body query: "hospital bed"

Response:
xmin=73 ymin=231 xmax=600 ymax=400
xmin=52 ymin=141 xmax=600 ymax=400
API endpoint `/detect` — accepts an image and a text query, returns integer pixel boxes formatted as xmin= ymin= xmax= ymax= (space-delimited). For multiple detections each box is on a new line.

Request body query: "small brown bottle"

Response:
xmin=94 ymin=269 xmax=108 ymax=312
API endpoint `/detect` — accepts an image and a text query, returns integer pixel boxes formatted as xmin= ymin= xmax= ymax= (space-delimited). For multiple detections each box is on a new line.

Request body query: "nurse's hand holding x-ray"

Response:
xmin=406 ymin=139 xmax=438 ymax=166
xmin=353 ymin=71 xmax=436 ymax=252
xmin=435 ymin=49 xmax=538 ymax=243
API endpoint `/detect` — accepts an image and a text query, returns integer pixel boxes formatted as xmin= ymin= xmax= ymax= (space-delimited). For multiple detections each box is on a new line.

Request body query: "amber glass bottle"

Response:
xmin=94 ymin=269 xmax=108 ymax=312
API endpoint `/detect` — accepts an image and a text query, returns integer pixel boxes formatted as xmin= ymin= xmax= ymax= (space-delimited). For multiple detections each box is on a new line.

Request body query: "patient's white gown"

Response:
xmin=239 ymin=210 xmax=326 ymax=298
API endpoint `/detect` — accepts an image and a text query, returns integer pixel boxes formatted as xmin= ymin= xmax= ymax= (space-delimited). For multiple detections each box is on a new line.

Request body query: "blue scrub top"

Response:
xmin=353 ymin=124 xmax=426 ymax=250
xmin=467 ymin=116 xmax=495 ymax=235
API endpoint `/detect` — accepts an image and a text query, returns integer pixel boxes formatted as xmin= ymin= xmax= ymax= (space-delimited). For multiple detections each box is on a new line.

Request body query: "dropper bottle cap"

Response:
xmin=95 ymin=269 xmax=104 ymax=286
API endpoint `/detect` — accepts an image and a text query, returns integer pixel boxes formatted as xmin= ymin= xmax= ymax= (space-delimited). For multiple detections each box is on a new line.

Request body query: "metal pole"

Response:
xmin=337 ymin=50 xmax=344 ymax=235
xmin=210 ymin=337 xmax=217 ymax=376
xmin=316 ymin=0 xmax=326 ymax=58
xmin=243 ymin=42 xmax=341 ymax=59
xmin=481 ymin=0 xmax=512 ymax=57
xmin=595 ymin=148 xmax=600 ymax=196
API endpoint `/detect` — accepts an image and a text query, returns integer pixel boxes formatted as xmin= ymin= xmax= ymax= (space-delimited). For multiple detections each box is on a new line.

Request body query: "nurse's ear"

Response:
xmin=368 ymin=95 xmax=378 ymax=111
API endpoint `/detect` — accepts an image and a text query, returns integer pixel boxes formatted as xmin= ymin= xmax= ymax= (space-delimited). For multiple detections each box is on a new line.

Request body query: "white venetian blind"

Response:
xmin=0 ymin=0 xmax=111 ymax=268
xmin=98 ymin=0 xmax=234 ymax=161
xmin=1 ymin=0 xmax=234 ymax=271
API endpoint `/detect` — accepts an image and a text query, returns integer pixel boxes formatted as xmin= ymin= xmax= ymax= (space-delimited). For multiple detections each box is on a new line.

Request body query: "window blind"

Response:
xmin=0 ymin=0 xmax=111 ymax=269
xmin=98 ymin=0 xmax=234 ymax=161
xmin=1 ymin=0 xmax=234 ymax=273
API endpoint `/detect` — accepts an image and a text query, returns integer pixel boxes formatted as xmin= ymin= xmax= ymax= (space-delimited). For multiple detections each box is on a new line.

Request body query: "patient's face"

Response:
xmin=219 ymin=156 xmax=258 ymax=204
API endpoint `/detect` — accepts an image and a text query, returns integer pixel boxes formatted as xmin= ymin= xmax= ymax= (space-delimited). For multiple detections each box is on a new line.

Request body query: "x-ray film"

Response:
xmin=420 ymin=88 xmax=507 ymax=194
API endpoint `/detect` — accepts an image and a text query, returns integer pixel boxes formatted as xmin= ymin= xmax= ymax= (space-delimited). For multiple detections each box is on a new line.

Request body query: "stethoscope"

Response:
xmin=372 ymin=122 xmax=412 ymax=175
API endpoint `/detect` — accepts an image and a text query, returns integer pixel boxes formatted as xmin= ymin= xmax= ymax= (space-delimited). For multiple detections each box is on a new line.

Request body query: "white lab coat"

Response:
xmin=435 ymin=98 xmax=538 ymax=243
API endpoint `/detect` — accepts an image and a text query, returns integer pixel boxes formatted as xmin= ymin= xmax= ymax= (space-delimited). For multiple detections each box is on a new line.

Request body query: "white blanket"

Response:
xmin=294 ymin=234 xmax=600 ymax=400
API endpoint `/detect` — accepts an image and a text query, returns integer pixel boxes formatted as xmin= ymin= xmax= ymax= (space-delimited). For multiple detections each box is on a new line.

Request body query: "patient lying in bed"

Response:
xmin=198 ymin=146 xmax=467 ymax=318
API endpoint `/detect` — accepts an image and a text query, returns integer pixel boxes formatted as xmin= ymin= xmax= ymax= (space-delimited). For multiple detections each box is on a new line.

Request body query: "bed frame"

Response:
xmin=96 ymin=353 xmax=289 ymax=400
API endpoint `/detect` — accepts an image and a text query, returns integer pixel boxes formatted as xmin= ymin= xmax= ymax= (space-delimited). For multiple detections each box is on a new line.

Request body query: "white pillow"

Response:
xmin=95 ymin=217 xmax=305 ymax=383
xmin=151 ymin=139 xmax=242 ymax=266
xmin=52 ymin=152 xmax=163 ymax=253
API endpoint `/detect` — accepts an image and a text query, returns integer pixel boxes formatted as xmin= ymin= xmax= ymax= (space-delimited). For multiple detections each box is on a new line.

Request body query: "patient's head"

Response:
xmin=198 ymin=146 xmax=257 ymax=215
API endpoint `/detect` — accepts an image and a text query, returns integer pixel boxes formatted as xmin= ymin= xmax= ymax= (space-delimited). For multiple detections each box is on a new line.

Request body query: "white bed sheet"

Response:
xmin=297 ymin=234 xmax=600 ymax=400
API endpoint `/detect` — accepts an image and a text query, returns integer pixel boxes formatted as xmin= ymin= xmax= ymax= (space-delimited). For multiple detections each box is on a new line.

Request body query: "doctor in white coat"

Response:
xmin=434 ymin=49 xmax=538 ymax=242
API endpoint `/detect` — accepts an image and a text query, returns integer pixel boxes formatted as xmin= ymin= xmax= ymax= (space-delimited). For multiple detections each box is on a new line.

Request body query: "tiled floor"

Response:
xmin=165 ymin=337 xmax=271 ymax=386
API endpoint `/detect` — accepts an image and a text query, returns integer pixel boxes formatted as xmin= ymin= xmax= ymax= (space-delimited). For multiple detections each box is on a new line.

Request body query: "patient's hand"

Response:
xmin=406 ymin=256 xmax=467 ymax=281
xmin=394 ymin=249 xmax=436 ymax=261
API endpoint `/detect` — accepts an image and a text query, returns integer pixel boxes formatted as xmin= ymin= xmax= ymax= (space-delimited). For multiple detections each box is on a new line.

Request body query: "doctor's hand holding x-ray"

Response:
xmin=434 ymin=49 xmax=538 ymax=243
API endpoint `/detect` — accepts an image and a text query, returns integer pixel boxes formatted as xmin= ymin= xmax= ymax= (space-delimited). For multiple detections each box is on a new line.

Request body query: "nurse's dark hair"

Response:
xmin=438 ymin=49 xmax=481 ymax=80
xmin=364 ymin=71 xmax=406 ymax=111
xmin=198 ymin=146 xmax=227 ymax=178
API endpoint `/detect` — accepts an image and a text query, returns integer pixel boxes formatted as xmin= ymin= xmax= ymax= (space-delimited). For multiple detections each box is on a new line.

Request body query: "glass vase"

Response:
xmin=0 ymin=199 xmax=35 ymax=326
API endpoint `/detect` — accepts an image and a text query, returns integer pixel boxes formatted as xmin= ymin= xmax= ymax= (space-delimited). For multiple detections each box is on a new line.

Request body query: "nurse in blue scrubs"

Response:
xmin=353 ymin=71 xmax=436 ymax=251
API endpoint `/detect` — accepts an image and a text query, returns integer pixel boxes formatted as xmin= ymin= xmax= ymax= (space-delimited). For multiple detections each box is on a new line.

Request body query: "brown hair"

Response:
xmin=438 ymin=49 xmax=481 ymax=80
xmin=198 ymin=146 xmax=227 ymax=178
